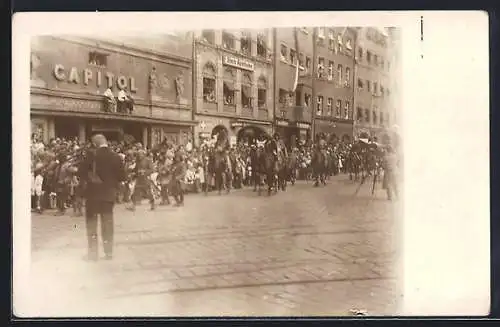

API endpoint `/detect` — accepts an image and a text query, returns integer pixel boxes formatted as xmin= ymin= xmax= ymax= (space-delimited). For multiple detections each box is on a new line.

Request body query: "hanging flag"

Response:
xmin=292 ymin=27 xmax=300 ymax=92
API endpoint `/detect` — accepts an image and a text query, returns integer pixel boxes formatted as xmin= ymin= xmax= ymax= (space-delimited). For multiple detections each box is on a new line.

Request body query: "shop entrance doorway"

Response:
xmin=54 ymin=117 xmax=80 ymax=141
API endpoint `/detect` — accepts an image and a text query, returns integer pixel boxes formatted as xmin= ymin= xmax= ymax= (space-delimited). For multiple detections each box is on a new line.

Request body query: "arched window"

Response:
xmin=223 ymin=67 xmax=236 ymax=106
xmin=202 ymin=62 xmax=216 ymax=103
xmin=241 ymin=72 xmax=253 ymax=110
xmin=257 ymin=75 xmax=267 ymax=109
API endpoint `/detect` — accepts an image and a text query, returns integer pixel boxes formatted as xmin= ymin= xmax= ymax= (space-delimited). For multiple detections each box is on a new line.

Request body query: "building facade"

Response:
xmin=312 ymin=27 xmax=357 ymax=144
xmin=353 ymin=27 xmax=397 ymax=143
xmin=30 ymin=35 xmax=196 ymax=148
xmin=193 ymin=29 xmax=274 ymax=146
xmin=274 ymin=27 xmax=314 ymax=148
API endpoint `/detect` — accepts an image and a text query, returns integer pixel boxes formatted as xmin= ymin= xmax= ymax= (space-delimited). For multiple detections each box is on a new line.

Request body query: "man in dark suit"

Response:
xmin=79 ymin=134 xmax=126 ymax=261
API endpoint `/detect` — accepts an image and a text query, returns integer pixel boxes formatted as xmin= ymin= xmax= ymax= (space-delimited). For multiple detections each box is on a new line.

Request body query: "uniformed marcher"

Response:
xmin=128 ymin=149 xmax=155 ymax=211
xmin=171 ymin=152 xmax=187 ymax=206
xmin=382 ymin=145 xmax=399 ymax=200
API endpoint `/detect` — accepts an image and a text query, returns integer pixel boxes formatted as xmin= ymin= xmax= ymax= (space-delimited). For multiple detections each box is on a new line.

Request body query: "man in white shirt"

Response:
xmin=117 ymin=87 xmax=134 ymax=114
xmin=103 ymin=87 xmax=116 ymax=113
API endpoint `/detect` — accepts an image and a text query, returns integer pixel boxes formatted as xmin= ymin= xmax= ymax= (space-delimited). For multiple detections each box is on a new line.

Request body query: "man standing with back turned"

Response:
xmin=79 ymin=134 xmax=126 ymax=261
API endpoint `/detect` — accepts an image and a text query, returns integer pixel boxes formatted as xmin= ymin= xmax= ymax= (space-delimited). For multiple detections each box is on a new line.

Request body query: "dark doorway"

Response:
xmin=123 ymin=122 xmax=143 ymax=145
xmin=342 ymin=134 xmax=351 ymax=143
xmin=54 ymin=117 xmax=79 ymax=140
xmin=237 ymin=126 xmax=267 ymax=144
xmin=211 ymin=125 xmax=228 ymax=138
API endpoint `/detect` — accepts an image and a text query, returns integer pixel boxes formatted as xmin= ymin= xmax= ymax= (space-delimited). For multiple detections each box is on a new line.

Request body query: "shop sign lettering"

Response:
xmin=230 ymin=122 xmax=244 ymax=128
xmin=53 ymin=64 xmax=138 ymax=93
xmin=223 ymin=56 xmax=254 ymax=71
xmin=276 ymin=119 xmax=289 ymax=127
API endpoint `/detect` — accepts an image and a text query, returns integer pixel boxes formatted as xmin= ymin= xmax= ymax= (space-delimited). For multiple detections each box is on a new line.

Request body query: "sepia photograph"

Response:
xmin=12 ymin=11 xmax=489 ymax=317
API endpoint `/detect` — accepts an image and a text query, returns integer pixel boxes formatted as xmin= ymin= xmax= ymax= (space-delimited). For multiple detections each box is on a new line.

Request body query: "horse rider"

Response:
xmin=270 ymin=132 xmax=288 ymax=161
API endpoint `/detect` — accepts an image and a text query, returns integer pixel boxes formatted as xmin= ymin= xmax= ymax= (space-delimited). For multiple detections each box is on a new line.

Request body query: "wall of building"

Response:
xmin=353 ymin=27 xmax=396 ymax=141
xmin=275 ymin=27 xmax=314 ymax=122
xmin=30 ymin=35 xmax=195 ymax=146
xmin=192 ymin=29 xmax=274 ymax=145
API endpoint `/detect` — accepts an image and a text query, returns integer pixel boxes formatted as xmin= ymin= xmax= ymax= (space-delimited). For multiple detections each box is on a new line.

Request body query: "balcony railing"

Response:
xmin=241 ymin=106 xmax=253 ymax=117
xmin=292 ymin=105 xmax=312 ymax=122
xmin=258 ymin=108 xmax=269 ymax=120
xmin=223 ymin=104 xmax=236 ymax=113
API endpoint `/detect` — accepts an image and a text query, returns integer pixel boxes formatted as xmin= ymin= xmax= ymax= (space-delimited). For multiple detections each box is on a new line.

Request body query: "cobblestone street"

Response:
xmin=25 ymin=175 xmax=402 ymax=317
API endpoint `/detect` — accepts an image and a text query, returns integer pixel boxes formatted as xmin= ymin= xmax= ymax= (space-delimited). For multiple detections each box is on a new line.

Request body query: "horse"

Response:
xmin=347 ymin=145 xmax=363 ymax=181
xmin=249 ymin=145 xmax=266 ymax=195
xmin=311 ymin=146 xmax=329 ymax=187
xmin=286 ymin=150 xmax=299 ymax=186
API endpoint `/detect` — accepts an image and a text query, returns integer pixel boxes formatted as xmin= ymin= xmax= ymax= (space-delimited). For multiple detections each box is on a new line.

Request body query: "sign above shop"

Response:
xmin=230 ymin=121 xmax=244 ymax=128
xmin=276 ymin=120 xmax=289 ymax=127
xmin=223 ymin=56 xmax=255 ymax=71
xmin=53 ymin=64 xmax=138 ymax=93
xmin=296 ymin=122 xmax=311 ymax=129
